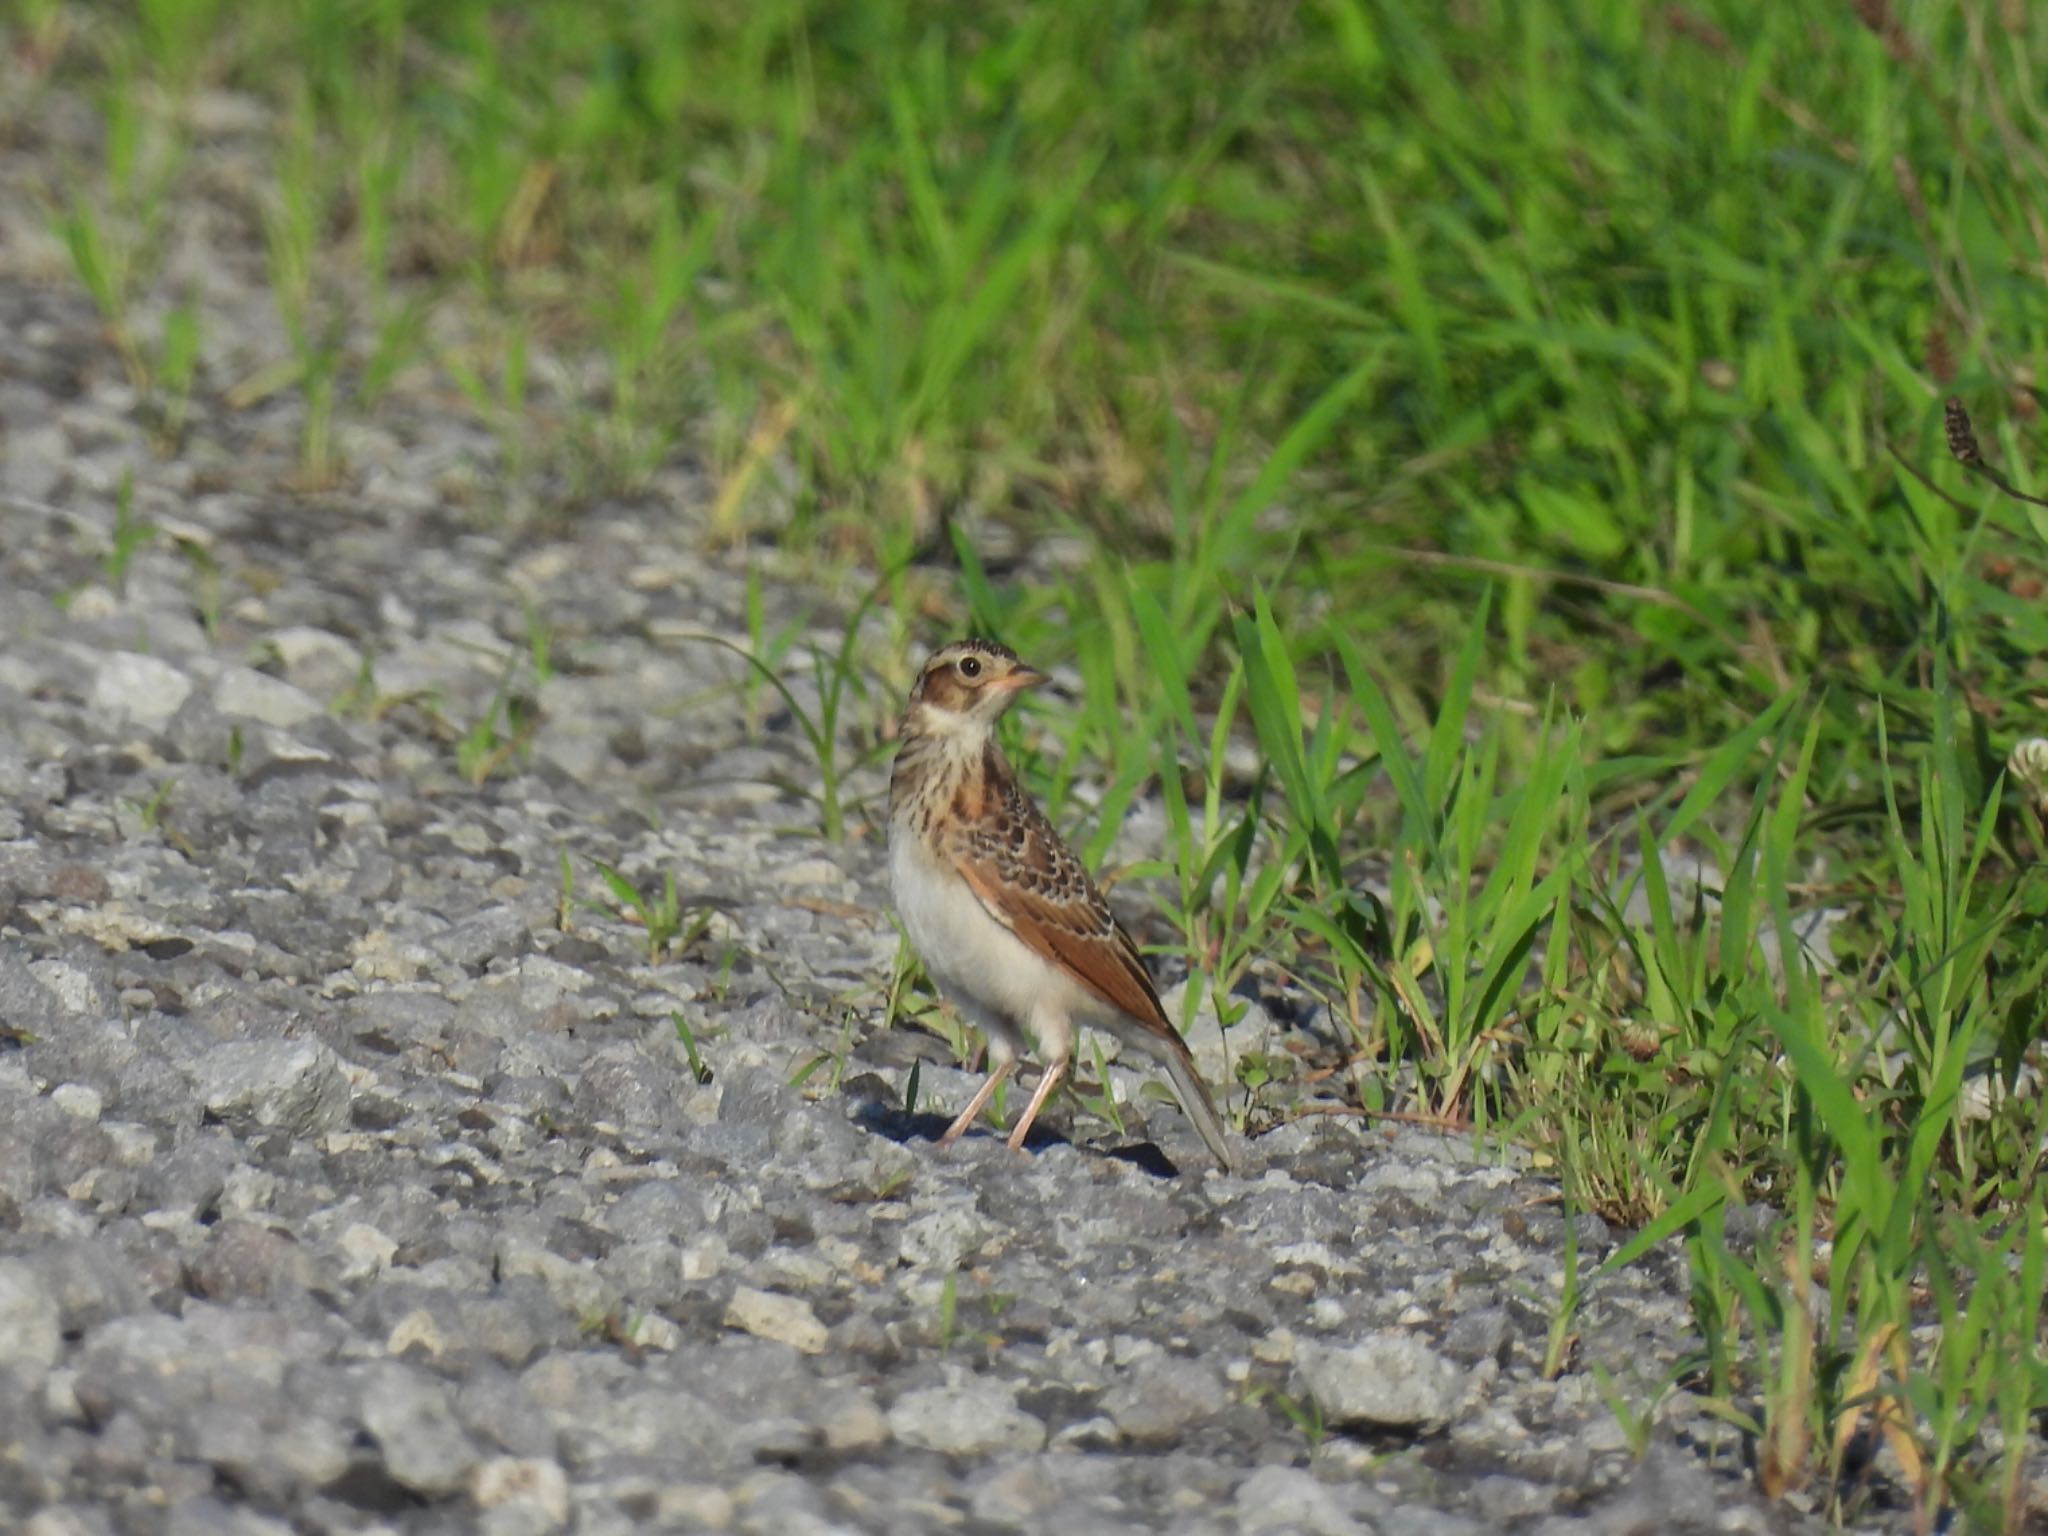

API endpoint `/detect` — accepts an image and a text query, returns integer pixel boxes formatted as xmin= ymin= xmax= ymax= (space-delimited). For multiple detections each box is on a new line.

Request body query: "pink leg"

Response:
xmin=936 ymin=1060 xmax=1016 ymax=1147
xmin=1004 ymin=1058 xmax=1069 ymax=1154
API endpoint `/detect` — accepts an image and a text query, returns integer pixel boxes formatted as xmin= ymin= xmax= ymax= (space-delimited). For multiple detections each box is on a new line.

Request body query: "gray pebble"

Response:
xmin=211 ymin=664 xmax=323 ymax=728
xmin=137 ymin=1131 xmax=239 ymax=1219
xmin=1101 ymin=1355 xmax=1228 ymax=1447
xmin=90 ymin=652 xmax=193 ymax=728
xmin=1234 ymin=1465 xmax=1367 ymax=1535
xmin=194 ymin=1039 xmax=351 ymax=1135
xmin=0 ymin=1261 xmax=61 ymax=1388
xmin=1297 ymin=1331 xmax=1467 ymax=1433
xmin=887 ymin=1376 xmax=1048 ymax=1456
xmin=359 ymin=1360 xmax=482 ymax=1496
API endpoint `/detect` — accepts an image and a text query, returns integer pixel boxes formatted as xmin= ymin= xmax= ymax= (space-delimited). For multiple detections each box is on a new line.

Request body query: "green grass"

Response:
xmin=10 ymin=0 xmax=2048 ymax=1524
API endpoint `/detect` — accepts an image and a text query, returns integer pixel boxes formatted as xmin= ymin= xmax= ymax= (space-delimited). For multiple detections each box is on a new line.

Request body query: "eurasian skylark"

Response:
xmin=887 ymin=639 xmax=1234 ymax=1171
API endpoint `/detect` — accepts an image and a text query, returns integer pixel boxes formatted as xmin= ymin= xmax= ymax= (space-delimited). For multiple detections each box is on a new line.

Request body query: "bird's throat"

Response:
xmin=892 ymin=715 xmax=1007 ymax=836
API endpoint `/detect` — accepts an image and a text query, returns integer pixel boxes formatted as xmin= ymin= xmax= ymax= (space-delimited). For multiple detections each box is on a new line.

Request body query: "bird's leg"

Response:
xmin=936 ymin=1059 xmax=1016 ymax=1147
xmin=1004 ymin=1055 xmax=1069 ymax=1154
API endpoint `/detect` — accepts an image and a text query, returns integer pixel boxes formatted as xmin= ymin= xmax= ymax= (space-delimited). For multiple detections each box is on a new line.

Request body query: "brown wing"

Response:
xmin=945 ymin=754 xmax=1177 ymax=1039
xmin=946 ymin=750 xmax=1236 ymax=1170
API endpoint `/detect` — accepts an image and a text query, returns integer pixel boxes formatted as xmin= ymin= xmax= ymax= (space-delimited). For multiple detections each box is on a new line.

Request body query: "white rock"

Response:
xmin=25 ymin=1513 xmax=108 ymax=1536
xmin=897 ymin=1203 xmax=992 ymax=1270
xmin=42 ymin=1366 xmax=82 ymax=1423
xmin=619 ymin=1312 xmax=681 ymax=1352
xmin=0 ymin=1260 xmax=61 ymax=1387
xmin=219 ymin=1164 xmax=276 ymax=1215
xmin=1254 ymin=1327 xmax=1298 ymax=1365
xmin=213 ymin=664 xmax=322 ymax=728
xmin=681 ymin=1235 xmax=730 ymax=1281
xmin=816 ymin=1388 xmax=887 ymax=1451
xmin=386 ymin=1308 xmax=449 ymax=1359
xmin=49 ymin=1083 xmax=103 ymax=1121
xmin=723 ymin=1286 xmax=828 ymax=1355
xmin=196 ymin=1040 xmax=352 ymax=1136
xmin=497 ymin=1244 xmax=609 ymax=1317
xmin=1235 ymin=1464 xmax=1366 ymax=1535
xmin=655 ymin=1486 xmax=735 ymax=1526
xmin=337 ymin=1223 xmax=399 ymax=1282
xmin=90 ymin=652 xmax=192 ymax=728
xmin=472 ymin=1457 xmax=571 ymax=1528
xmin=102 ymin=1122 xmax=161 ymax=1166
xmin=361 ymin=1363 xmax=479 ymax=1496
xmin=886 ymin=1376 xmax=1046 ymax=1456
xmin=31 ymin=960 xmax=106 ymax=1014
xmin=268 ymin=626 xmax=364 ymax=692
xmin=775 ymin=857 xmax=849 ymax=890
xmin=49 ymin=902 xmax=180 ymax=952
xmin=1297 ymin=1330 xmax=1466 ymax=1432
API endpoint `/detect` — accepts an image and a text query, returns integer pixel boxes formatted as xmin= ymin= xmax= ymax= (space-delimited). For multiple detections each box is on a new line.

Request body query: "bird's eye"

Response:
xmin=957 ymin=656 xmax=982 ymax=679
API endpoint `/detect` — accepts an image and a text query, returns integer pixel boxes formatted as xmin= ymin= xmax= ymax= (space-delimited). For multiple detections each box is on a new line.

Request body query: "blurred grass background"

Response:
xmin=6 ymin=0 xmax=2048 ymax=1523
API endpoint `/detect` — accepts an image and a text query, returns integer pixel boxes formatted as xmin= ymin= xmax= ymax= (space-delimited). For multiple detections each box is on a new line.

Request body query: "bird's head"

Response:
xmin=903 ymin=638 xmax=1048 ymax=739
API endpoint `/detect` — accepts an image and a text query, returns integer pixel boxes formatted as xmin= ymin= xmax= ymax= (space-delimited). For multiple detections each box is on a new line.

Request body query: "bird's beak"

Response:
xmin=994 ymin=666 xmax=1049 ymax=694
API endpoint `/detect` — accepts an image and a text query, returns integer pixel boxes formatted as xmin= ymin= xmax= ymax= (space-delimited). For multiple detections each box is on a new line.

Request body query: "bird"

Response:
xmin=887 ymin=638 xmax=1234 ymax=1171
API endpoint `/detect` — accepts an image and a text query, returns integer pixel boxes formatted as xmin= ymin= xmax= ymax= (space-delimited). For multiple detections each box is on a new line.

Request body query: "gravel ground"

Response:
xmin=0 ymin=85 xmax=1937 ymax=1536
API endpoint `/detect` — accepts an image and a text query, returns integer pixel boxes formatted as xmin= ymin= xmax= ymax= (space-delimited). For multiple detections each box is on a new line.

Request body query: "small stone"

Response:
xmin=162 ymin=1497 xmax=294 ymax=1536
xmin=887 ymin=1377 xmax=1046 ymax=1456
xmin=618 ymin=1312 xmax=681 ymax=1351
xmin=428 ymin=907 xmax=530 ymax=974
xmin=812 ymin=1387 xmax=887 ymax=1451
xmin=139 ymin=1133 xmax=238 ymax=1219
xmin=43 ymin=1366 xmax=84 ymax=1422
xmin=570 ymin=1045 xmax=686 ymax=1130
xmin=337 ymin=1223 xmax=399 ymax=1283
xmin=27 ymin=1240 xmax=148 ymax=1332
xmin=360 ymin=1362 xmax=481 ymax=1497
xmin=386 ymin=1309 xmax=449 ymax=1360
xmin=1297 ymin=1331 xmax=1466 ymax=1433
xmin=681 ymin=1236 xmax=729 ymax=1281
xmin=723 ymin=1286 xmax=827 ymax=1355
xmin=472 ymin=1457 xmax=571 ymax=1529
xmin=1469 ymin=1474 xmax=1553 ymax=1523
xmin=267 ymin=626 xmax=364 ymax=695
xmin=497 ymin=1243 xmax=609 ymax=1318
xmin=188 ymin=1394 xmax=349 ymax=1505
xmin=187 ymin=1220 xmax=318 ymax=1301
xmin=1101 ymin=1355 xmax=1227 ymax=1446
xmin=0 ymin=1260 xmax=62 ymax=1388
xmin=212 ymin=665 xmax=322 ymax=728
xmin=30 ymin=959 xmax=112 ymax=1015
xmin=50 ymin=1084 xmax=104 ymax=1121
xmin=1234 ymin=1465 xmax=1364 ymax=1535
xmin=23 ymin=1509 xmax=113 ymax=1536
xmin=46 ymin=867 xmax=110 ymax=906
xmin=195 ymin=1039 xmax=351 ymax=1135
xmin=219 ymin=1164 xmax=276 ymax=1216
xmin=1253 ymin=1327 xmax=1297 ymax=1365
xmin=897 ymin=1203 xmax=992 ymax=1270
xmin=1442 ymin=1305 xmax=1513 ymax=1365
xmin=91 ymin=652 xmax=193 ymax=728
xmin=774 ymin=857 xmax=847 ymax=890
xmin=234 ymin=725 xmax=341 ymax=783
xmin=969 ymin=1461 xmax=1056 ymax=1525
xmin=656 ymin=1485 xmax=736 ymax=1526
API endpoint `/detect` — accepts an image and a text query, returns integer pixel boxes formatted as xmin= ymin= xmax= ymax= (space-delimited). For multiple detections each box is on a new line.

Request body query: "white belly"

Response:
xmin=888 ymin=827 xmax=1091 ymax=1054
